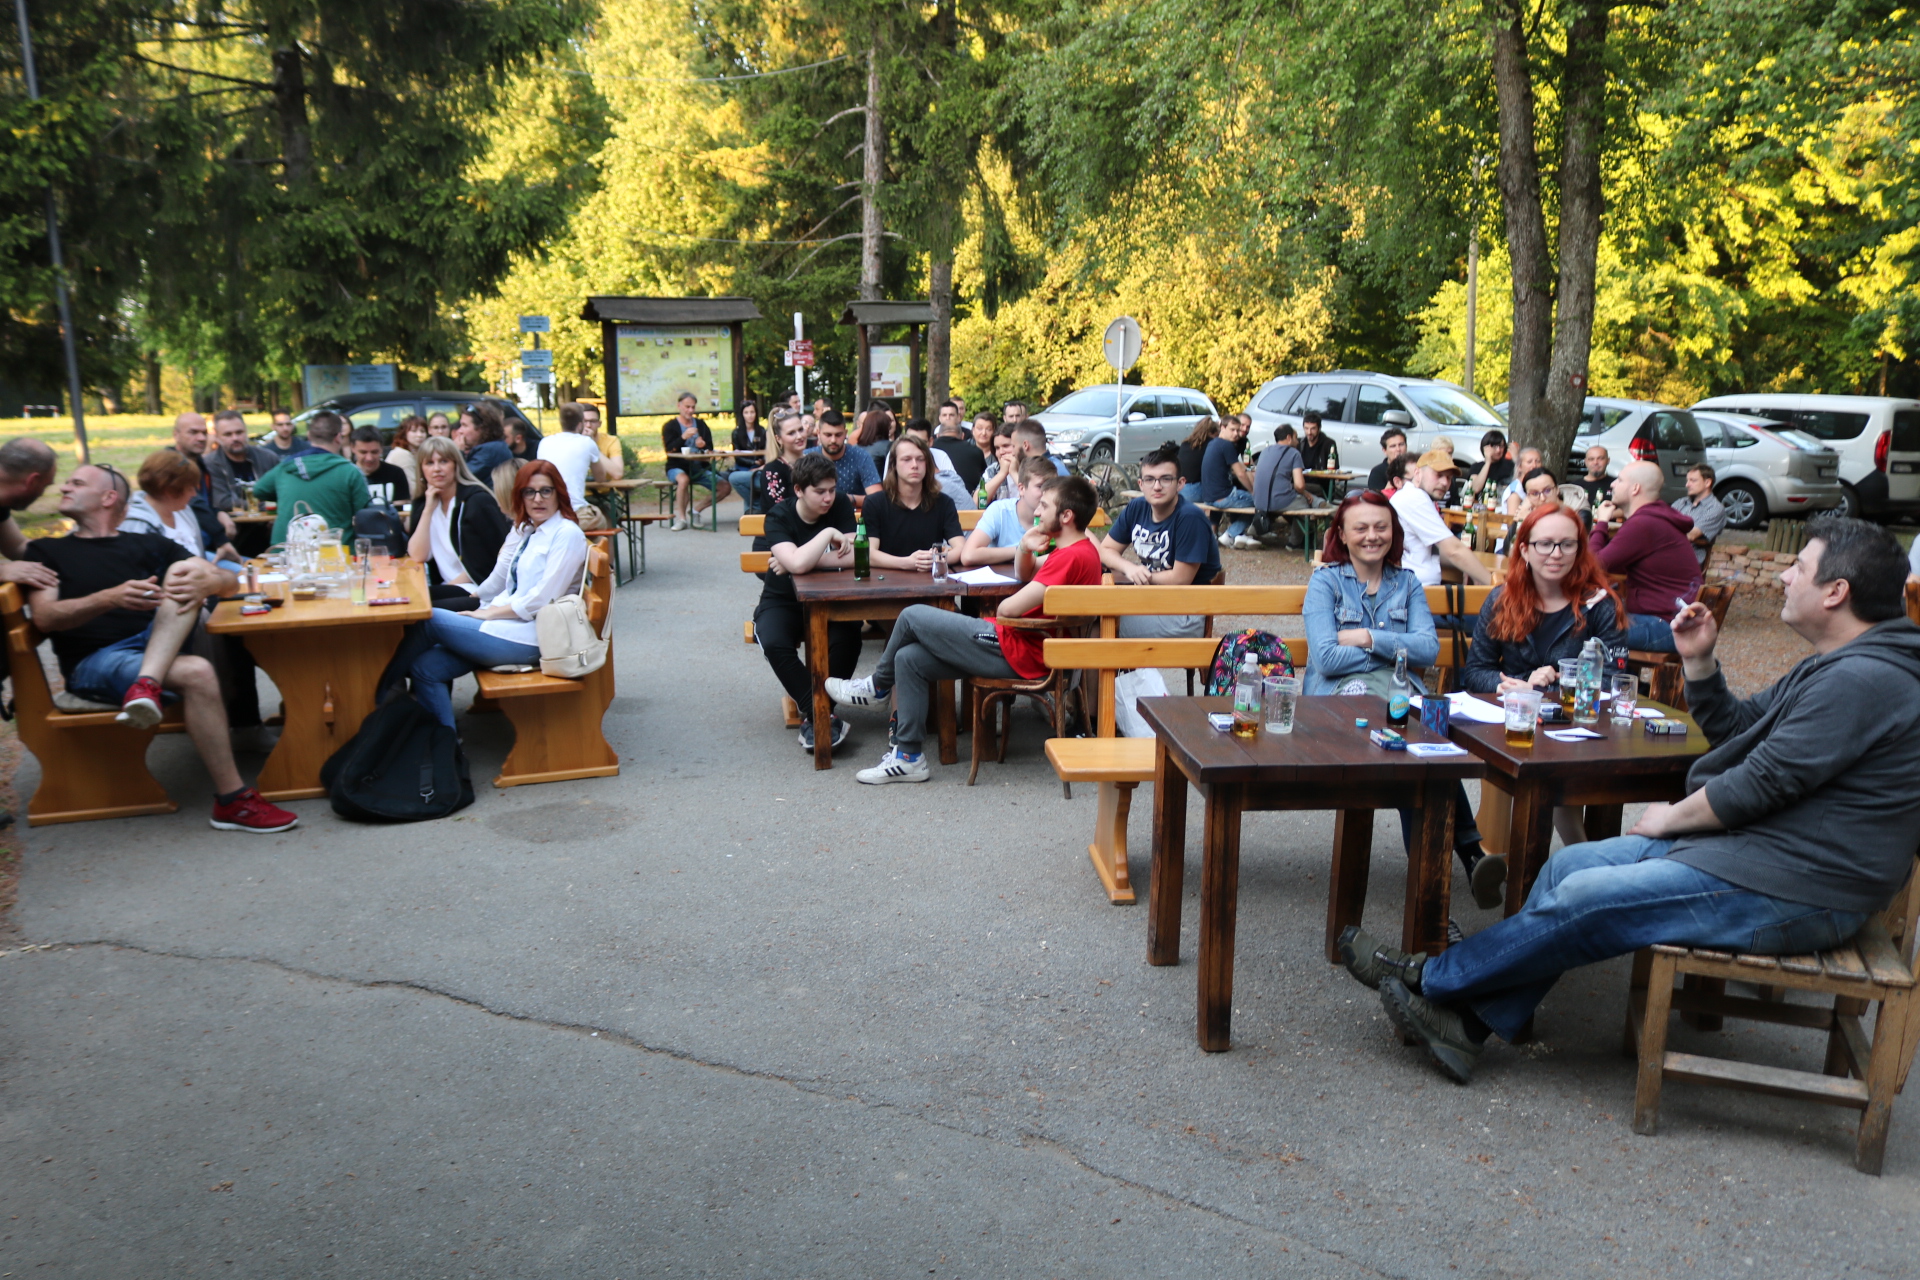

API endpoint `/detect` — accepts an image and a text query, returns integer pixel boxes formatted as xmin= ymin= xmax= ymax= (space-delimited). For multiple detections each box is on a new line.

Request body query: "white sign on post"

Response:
xmin=520 ymin=348 xmax=553 ymax=369
xmin=519 ymin=315 xmax=551 ymax=334
xmin=1101 ymin=316 xmax=1142 ymax=441
xmin=522 ymin=369 xmax=554 ymax=385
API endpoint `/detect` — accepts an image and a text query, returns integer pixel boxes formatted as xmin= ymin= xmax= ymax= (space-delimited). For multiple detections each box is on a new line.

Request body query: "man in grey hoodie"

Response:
xmin=1337 ymin=516 xmax=1920 ymax=1083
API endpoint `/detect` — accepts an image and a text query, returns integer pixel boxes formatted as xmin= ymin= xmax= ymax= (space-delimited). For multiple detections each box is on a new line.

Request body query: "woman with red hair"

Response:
xmin=1458 ymin=501 xmax=1626 ymax=902
xmin=380 ymin=460 xmax=588 ymax=727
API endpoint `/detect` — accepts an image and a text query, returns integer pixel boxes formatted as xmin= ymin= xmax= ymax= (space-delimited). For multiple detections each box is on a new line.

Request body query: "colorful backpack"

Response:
xmin=1203 ymin=629 xmax=1296 ymax=696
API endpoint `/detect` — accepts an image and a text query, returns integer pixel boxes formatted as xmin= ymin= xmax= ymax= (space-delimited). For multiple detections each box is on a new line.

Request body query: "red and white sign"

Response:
xmin=784 ymin=338 xmax=816 ymax=369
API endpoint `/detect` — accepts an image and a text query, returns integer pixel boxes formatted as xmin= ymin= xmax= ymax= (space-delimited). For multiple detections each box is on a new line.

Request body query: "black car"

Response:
xmin=286 ymin=392 xmax=536 ymax=445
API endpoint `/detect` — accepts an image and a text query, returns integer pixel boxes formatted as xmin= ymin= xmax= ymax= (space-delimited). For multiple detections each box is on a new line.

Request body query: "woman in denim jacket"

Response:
xmin=1305 ymin=492 xmax=1488 ymax=905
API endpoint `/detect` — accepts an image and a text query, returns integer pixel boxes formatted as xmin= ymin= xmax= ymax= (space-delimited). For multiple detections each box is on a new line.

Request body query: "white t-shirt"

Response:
xmin=428 ymin=501 xmax=468 ymax=584
xmin=1389 ymin=484 xmax=1454 ymax=587
xmin=537 ymin=431 xmax=603 ymax=509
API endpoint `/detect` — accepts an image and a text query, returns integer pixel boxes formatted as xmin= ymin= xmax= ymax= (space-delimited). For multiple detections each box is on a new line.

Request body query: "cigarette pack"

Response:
xmin=1207 ymin=712 xmax=1234 ymax=733
xmin=1369 ymin=729 xmax=1406 ymax=751
xmin=1419 ymin=697 xmax=1450 ymax=735
xmin=1644 ymin=718 xmax=1687 ymax=736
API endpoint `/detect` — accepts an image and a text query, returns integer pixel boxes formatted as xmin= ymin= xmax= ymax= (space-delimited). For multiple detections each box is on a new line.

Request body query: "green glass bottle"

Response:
xmin=852 ymin=519 xmax=870 ymax=580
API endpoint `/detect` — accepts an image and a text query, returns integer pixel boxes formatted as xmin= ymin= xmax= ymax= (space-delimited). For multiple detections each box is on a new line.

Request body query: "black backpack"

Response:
xmin=320 ymin=694 xmax=475 ymax=822
xmin=353 ymin=500 xmax=408 ymax=556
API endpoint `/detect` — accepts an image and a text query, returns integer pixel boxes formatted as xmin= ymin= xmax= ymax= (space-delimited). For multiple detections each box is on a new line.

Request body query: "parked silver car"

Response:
xmin=1691 ymin=411 xmax=1845 ymax=529
xmin=1691 ymin=393 xmax=1920 ymax=520
xmin=1245 ymin=370 xmax=1505 ymax=475
xmin=1555 ymin=397 xmax=1708 ymax=505
xmin=1030 ymin=385 xmax=1219 ymax=467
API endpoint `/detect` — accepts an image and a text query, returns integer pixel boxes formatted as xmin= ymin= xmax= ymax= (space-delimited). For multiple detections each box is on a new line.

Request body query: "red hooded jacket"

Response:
xmin=1588 ymin=501 xmax=1703 ymax=617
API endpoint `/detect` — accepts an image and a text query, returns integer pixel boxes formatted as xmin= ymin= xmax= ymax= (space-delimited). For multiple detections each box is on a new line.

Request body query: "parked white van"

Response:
xmin=1689 ymin=394 xmax=1920 ymax=521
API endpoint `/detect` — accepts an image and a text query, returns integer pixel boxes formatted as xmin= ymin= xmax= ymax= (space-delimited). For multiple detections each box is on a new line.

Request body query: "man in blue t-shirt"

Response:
xmin=1252 ymin=423 xmax=1319 ymax=548
xmin=1098 ymin=441 xmax=1222 ymax=638
xmin=1195 ymin=416 xmax=1257 ymax=546
xmin=803 ymin=410 xmax=882 ymax=504
xmin=961 ymin=456 xmax=1056 ymax=567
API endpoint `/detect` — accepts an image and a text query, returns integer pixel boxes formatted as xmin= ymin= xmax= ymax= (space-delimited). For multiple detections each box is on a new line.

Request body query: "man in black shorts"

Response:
xmin=22 ymin=464 xmax=297 ymax=833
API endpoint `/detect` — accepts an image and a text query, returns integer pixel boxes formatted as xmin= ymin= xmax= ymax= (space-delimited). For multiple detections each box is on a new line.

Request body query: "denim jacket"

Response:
xmin=1303 ymin=562 xmax=1439 ymax=695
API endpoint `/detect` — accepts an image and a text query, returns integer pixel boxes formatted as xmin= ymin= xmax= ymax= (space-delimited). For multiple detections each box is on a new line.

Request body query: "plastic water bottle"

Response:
xmin=1388 ymin=647 xmax=1411 ymax=727
xmin=853 ymin=519 xmax=870 ymax=580
xmin=1574 ymin=637 xmax=1602 ymax=724
xmin=1232 ymin=655 xmax=1261 ymax=739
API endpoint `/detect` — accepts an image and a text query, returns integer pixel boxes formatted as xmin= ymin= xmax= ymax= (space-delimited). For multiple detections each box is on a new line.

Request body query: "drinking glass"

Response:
xmin=1611 ymin=671 xmax=1638 ymax=723
xmin=929 ymin=544 xmax=948 ymax=585
xmin=1557 ymin=658 xmax=1580 ymax=712
xmin=353 ymin=536 xmax=374 ymax=565
xmin=1263 ymin=675 xmax=1298 ymax=734
xmin=370 ymin=548 xmax=393 ymax=583
xmin=1503 ymin=687 xmax=1542 ymax=748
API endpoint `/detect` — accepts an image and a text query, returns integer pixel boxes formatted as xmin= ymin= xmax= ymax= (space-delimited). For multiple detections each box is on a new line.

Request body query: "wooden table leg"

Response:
xmin=1196 ymin=782 xmax=1244 ymax=1051
xmin=808 ymin=606 xmax=833 ymax=771
xmin=1402 ymin=778 xmax=1455 ymax=957
xmin=934 ymin=678 xmax=958 ymax=765
xmin=1325 ymin=809 xmax=1374 ymax=963
xmin=1583 ymin=802 xmax=1624 ymax=843
xmin=1503 ymin=782 xmax=1556 ymax=915
xmin=1147 ymin=738 xmax=1188 ymax=966
xmin=244 ymin=622 xmax=405 ymax=800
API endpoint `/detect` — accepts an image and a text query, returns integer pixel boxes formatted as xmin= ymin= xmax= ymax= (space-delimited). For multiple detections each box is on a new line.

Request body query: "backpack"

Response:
xmin=1204 ymin=629 xmax=1296 ymax=696
xmin=353 ymin=500 xmax=408 ymax=556
xmin=320 ymin=694 xmax=475 ymax=822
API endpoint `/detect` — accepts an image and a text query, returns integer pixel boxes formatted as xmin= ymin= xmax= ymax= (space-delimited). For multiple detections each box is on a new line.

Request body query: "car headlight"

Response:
xmin=1051 ymin=428 xmax=1085 ymax=443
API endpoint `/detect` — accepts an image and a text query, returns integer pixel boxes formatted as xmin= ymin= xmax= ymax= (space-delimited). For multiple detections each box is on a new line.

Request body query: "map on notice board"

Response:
xmin=613 ymin=325 xmax=734 ymax=418
xmin=868 ymin=344 xmax=911 ymax=399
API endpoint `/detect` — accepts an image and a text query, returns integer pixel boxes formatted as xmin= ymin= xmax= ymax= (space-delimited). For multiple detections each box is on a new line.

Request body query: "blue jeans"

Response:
xmin=385 ymin=608 xmax=540 ymax=727
xmin=67 ymin=626 xmax=177 ymax=705
xmin=1208 ymin=488 xmax=1255 ymax=537
xmin=1626 ymin=612 xmax=1675 ymax=653
xmin=1421 ymin=835 xmax=1866 ymax=1042
xmin=727 ymin=468 xmax=758 ymax=508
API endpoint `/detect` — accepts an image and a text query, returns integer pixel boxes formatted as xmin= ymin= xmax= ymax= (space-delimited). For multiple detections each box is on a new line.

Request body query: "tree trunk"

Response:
xmin=1537 ymin=0 xmax=1612 ymax=473
xmin=860 ymin=45 xmax=884 ymax=304
xmin=271 ymin=47 xmax=313 ymax=188
xmin=927 ymin=257 xmax=953 ymax=409
xmin=1490 ymin=4 xmax=1553 ymax=458
xmin=143 ymin=351 xmax=161 ymax=414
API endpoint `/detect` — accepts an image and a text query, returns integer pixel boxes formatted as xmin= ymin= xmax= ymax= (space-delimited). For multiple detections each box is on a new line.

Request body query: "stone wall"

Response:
xmin=1705 ymin=545 xmax=1794 ymax=591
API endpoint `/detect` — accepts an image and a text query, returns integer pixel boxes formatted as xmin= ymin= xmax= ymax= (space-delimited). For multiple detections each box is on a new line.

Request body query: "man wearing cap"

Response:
xmin=1389 ymin=443 xmax=1491 ymax=589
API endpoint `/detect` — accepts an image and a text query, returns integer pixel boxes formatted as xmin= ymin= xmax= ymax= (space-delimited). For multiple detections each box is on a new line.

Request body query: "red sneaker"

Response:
xmin=115 ymin=675 xmax=164 ymax=728
xmin=209 ymin=788 xmax=299 ymax=834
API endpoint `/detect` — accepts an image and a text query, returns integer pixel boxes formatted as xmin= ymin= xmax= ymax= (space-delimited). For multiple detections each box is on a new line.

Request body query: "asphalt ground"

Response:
xmin=3 ymin=502 xmax=1914 ymax=1277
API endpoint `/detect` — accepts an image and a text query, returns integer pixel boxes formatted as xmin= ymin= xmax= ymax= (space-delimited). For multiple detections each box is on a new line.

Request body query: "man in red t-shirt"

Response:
xmin=828 ymin=475 xmax=1103 ymax=783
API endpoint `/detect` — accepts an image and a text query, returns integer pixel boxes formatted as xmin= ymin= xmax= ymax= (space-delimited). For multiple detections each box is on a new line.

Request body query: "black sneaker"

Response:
xmin=1470 ymin=854 xmax=1509 ymax=911
xmin=1380 ymin=977 xmax=1482 ymax=1084
xmin=1335 ymin=925 xmax=1426 ymax=992
xmin=798 ymin=718 xmax=851 ymax=752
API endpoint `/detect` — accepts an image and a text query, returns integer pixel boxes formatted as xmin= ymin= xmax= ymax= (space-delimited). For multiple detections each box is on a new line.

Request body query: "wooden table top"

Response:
xmin=1304 ymin=470 xmax=1356 ymax=480
xmin=231 ymin=511 xmax=277 ymax=524
xmin=586 ymin=479 xmax=649 ymax=491
xmin=206 ymin=560 xmax=431 ymax=634
xmin=1140 ymin=695 xmax=1485 ymax=786
xmin=791 ymin=567 xmax=1020 ymax=604
xmin=1446 ymin=693 xmax=1706 ymax=781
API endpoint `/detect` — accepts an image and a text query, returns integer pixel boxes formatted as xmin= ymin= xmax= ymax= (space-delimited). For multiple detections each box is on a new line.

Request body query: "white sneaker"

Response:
xmin=1233 ymin=535 xmax=1261 ymax=550
xmin=825 ymin=675 xmax=885 ymax=707
xmin=856 ymin=747 xmax=930 ymax=785
xmin=668 ymin=516 xmax=688 ymax=531
xmin=1217 ymin=532 xmax=1234 ymax=548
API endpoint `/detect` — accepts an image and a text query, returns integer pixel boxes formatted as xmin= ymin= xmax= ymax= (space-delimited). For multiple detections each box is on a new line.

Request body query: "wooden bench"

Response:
xmin=470 ymin=545 xmax=619 ymax=788
xmin=1626 ymin=854 xmax=1920 ymax=1174
xmin=621 ymin=511 xmax=674 ymax=576
xmin=1 ymin=582 xmax=189 ymax=825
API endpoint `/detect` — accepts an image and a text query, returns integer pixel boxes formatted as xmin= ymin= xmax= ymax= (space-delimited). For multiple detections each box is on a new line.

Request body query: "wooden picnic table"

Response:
xmin=1141 ymin=694 xmax=1484 ymax=1052
xmin=790 ymin=567 xmax=1020 ymax=771
xmin=1304 ymin=469 xmax=1357 ymax=503
xmin=206 ymin=559 xmax=431 ymax=800
xmin=1445 ymin=693 xmax=1707 ymax=914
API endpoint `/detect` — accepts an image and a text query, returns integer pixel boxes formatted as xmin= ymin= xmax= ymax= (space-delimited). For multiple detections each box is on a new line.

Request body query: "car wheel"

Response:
xmin=1088 ymin=441 xmax=1115 ymax=467
xmin=1717 ymin=480 xmax=1765 ymax=530
xmin=1836 ymin=483 xmax=1860 ymax=521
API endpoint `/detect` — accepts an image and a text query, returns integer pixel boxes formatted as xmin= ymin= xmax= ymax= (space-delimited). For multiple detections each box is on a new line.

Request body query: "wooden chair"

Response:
xmin=966 ymin=617 xmax=1087 ymax=794
xmin=1905 ymin=579 xmax=1919 ymax=627
xmin=1628 ymin=582 xmax=1734 ymax=709
xmin=1626 ymin=854 xmax=1920 ymax=1174
xmin=469 ymin=545 xmax=619 ymax=787
xmin=0 ymin=583 xmax=188 ymax=825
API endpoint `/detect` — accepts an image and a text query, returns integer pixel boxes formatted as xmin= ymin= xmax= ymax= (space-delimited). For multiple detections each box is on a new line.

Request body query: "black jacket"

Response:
xmin=1461 ymin=586 xmax=1625 ymax=693
xmin=407 ymin=482 xmax=511 ymax=585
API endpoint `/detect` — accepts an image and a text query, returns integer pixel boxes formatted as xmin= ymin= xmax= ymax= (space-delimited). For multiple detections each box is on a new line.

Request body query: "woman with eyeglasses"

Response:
xmin=383 ymin=460 xmax=588 ymax=727
xmin=1460 ymin=501 xmax=1627 ymax=900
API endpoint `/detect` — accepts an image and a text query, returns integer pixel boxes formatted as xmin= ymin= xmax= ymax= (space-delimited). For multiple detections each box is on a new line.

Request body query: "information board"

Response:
xmin=302 ymin=363 xmax=397 ymax=404
xmin=868 ymin=344 xmax=911 ymax=399
xmin=613 ymin=325 xmax=735 ymax=418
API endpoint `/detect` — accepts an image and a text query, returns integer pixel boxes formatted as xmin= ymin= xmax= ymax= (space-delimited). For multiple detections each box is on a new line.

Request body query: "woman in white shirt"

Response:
xmin=119 ymin=450 xmax=211 ymax=559
xmin=404 ymin=437 xmax=511 ymax=609
xmin=385 ymin=460 xmax=588 ymax=726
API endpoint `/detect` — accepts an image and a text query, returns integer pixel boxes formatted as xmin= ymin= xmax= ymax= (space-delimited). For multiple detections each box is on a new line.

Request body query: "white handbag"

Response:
xmin=1113 ymin=667 xmax=1167 ymax=738
xmin=535 ymin=556 xmax=609 ymax=678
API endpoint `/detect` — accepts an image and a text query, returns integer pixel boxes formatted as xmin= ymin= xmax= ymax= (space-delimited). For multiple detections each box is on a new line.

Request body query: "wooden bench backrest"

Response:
xmin=1908 ymin=580 xmax=1920 ymax=629
xmin=0 ymin=582 xmax=58 ymax=736
xmin=584 ymin=544 xmax=613 ymax=632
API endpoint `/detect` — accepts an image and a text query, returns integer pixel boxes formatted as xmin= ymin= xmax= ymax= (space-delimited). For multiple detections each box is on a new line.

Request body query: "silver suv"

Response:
xmin=1030 ymin=385 xmax=1219 ymax=467
xmin=1243 ymin=371 xmax=1507 ymax=475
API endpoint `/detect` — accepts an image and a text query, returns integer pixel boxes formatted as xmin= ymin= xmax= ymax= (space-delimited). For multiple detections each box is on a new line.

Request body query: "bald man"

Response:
xmin=0 ymin=438 xmax=60 ymax=588
xmin=170 ymin=411 xmax=238 ymax=548
xmin=1590 ymin=460 xmax=1702 ymax=652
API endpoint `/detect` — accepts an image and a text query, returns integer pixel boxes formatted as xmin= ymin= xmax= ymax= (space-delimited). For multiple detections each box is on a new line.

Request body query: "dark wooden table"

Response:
xmin=1141 ymin=695 xmax=1485 ymax=1052
xmin=790 ymin=568 xmax=1020 ymax=771
xmin=1446 ymin=696 xmax=1708 ymax=913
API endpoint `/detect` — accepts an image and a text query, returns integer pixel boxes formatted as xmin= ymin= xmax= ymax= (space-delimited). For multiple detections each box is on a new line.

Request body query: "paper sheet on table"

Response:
xmin=1545 ymin=727 xmax=1604 ymax=741
xmin=1410 ymin=692 xmax=1507 ymax=724
xmin=1406 ymin=741 xmax=1469 ymax=757
xmin=951 ymin=566 xmax=1020 ymax=586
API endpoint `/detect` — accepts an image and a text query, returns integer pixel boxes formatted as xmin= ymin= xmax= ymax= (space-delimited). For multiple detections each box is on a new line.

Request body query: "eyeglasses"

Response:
xmin=522 ymin=486 xmax=558 ymax=499
xmin=1527 ymin=539 xmax=1580 ymax=556
xmin=1139 ymin=474 xmax=1179 ymax=487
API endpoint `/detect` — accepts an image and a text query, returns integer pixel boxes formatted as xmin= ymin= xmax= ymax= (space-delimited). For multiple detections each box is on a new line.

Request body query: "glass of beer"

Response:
xmin=1557 ymin=658 xmax=1580 ymax=713
xmin=1503 ymin=687 xmax=1542 ymax=748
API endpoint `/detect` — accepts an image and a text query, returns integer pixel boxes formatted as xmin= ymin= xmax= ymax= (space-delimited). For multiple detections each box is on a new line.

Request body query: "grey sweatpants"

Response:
xmin=873 ymin=604 xmax=1017 ymax=753
xmin=1117 ymin=612 xmax=1204 ymax=639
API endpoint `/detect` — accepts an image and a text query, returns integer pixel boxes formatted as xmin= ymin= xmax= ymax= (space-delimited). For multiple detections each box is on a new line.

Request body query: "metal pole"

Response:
xmin=15 ymin=0 xmax=88 ymax=463
xmin=792 ymin=312 xmax=805 ymax=405
xmin=1463 ymin=154 xmax=1486 ymax=398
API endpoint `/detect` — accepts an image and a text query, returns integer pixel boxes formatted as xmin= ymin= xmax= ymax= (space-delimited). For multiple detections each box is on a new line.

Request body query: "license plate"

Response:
xmin=1672 ymin=463 xmax=1688 ymax=476
xmin=1892 ymin=462 xmax=1918 ymax=474
xmin=1818 ymin=465 xmax=1837 ymax=478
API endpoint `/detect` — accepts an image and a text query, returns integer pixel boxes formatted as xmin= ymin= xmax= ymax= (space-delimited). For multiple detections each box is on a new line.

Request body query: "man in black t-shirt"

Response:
xmin=934 ymin=400 xmax=987 ymax=490
xmin=1366 ymin=425 xmax=1409 ymax=493
xmin=1298 ymin=411 xmax=1335 ymax=474
xmin=751 ymin=454 xmax=862 ymax=752
xmin=349 ymin=428 xmax=415 ymax=505
xmin=22 ymin=464 xmax=297 ymax=833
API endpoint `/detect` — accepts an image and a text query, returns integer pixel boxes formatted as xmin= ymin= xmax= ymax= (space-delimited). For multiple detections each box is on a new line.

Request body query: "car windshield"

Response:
xmin=1400 ymin=385 xmax=1505 ymax=428
xmin=1044 ymin=388 xmax=1133 ymax=417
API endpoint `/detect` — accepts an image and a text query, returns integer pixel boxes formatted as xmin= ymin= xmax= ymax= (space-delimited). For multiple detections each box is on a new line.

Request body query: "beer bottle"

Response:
xmin=853 ymin=519 xmax=870 ymax=580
